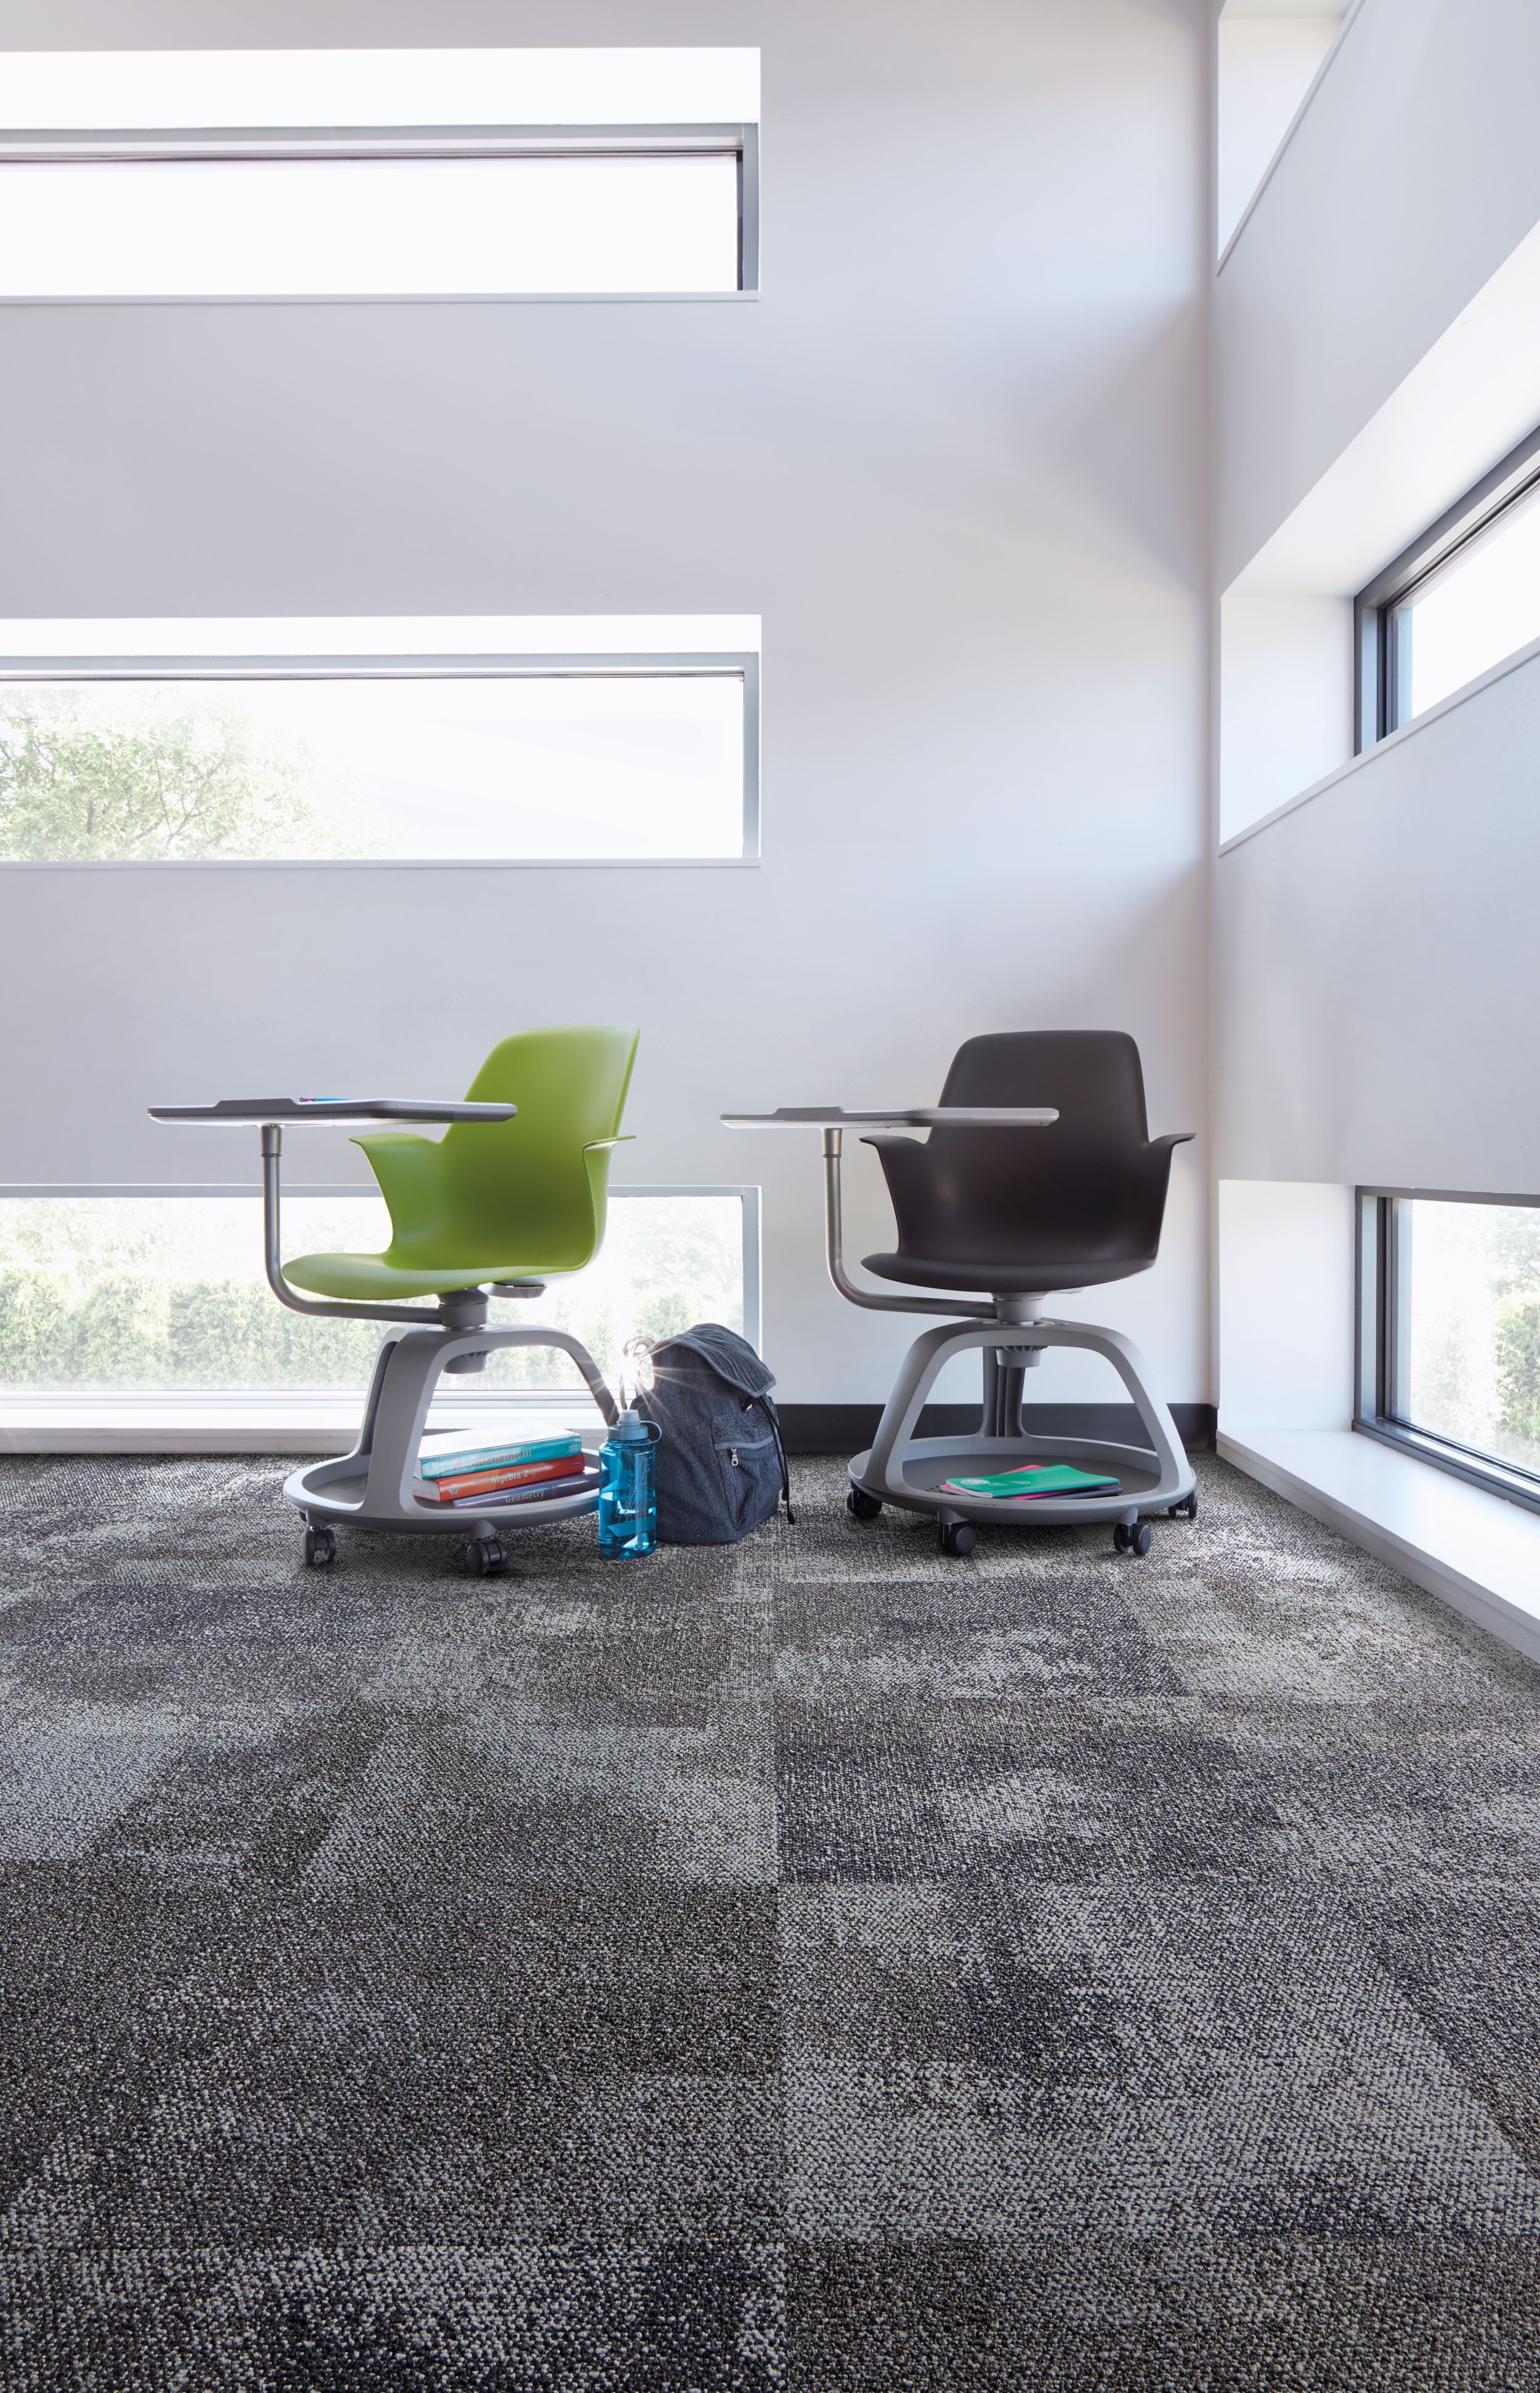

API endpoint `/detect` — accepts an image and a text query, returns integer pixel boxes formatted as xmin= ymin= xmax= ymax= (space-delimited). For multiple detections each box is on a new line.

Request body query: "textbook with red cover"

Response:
xmin=440 ymin=1465 xmax=601 ymax=1511
xmin=415 ymin=1453 xmax=587 ymax=1504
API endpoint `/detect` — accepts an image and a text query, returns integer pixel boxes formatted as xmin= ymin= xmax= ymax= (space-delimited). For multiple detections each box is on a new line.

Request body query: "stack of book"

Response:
xmin=413 ymin=1417 xmax=599 ymax=1510
xmin=940 ymin=1462 xmax=1121 ymax=1500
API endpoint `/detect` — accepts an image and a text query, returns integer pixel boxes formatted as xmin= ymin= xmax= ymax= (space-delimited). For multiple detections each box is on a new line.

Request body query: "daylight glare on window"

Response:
xmin=0 ymin=153 xmax=741 ymax=298
xmin=0 ymin=1194 xmax=745 ymax=1394
xmin=1396 ymin=480 xmax=1540 ymax=724
xmin=0 ymin=670 xmax=747 ymax=860
xmin=1398 ymin=1199 xmax=1540 ymax=1480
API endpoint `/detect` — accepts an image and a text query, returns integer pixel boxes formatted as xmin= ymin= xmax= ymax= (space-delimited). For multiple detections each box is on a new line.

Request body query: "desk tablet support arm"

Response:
xmin=261 ymin=1124 xmax=487 ymax=1331
xmin=821 ymin=1125 xmax=995 ymax=1322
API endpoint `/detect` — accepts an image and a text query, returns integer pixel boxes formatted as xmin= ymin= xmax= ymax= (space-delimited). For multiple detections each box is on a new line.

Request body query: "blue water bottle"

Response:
xmin=598 ymin=1408 xmax=660 ymax=1558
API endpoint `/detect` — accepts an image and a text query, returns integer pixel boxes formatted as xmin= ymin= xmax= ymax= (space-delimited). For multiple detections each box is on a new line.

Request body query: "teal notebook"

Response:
xmin=941 ymin=1463 xmax=1121 ymax=1499
xmin=416 ymin=1417 xmax=583 ymax=1479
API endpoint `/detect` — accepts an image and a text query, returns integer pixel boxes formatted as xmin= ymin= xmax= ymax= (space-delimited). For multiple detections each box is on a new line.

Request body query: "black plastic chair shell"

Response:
xmin=861 ymin=1029 xmax=1191 ymax=1296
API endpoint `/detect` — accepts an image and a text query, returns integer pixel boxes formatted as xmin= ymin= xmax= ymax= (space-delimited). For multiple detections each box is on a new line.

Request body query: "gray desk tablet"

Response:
xmin=719 ymin=1106 xmax=1058 ymax=1131
xmin=150 ymin=1098 xmax=516 ymax=1126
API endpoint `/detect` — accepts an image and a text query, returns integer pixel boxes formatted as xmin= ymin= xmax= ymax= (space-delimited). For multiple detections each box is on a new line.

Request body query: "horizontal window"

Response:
xmin=0 ymin=142 xmax=748 ymax=299
xmin=1356 ymin=1189 xmax=1540 ymax=1512
xmin=0 ymin=1189 xmax=752 ymax=1399
xmin=1389 ymin=484 xmax=1540 ymax=723
xmin=1356 ymin=422 xmax=1540 ymax=745
xmin=0 ymin=51 xmax=760 ymax=299
xmin=0 ymin=651 xmax=758 ymax=862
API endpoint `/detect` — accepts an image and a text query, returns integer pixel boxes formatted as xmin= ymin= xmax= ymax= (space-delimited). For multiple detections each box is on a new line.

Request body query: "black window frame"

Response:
xmin=1355 ymin=1186 xmax=1540 ymax=1515
xmin=1354 ymin=420 xmax=1540 ymax=751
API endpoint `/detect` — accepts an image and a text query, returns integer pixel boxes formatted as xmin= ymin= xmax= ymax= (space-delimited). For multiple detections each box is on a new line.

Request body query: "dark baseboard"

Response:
xmin=779 ymin=1402 xmax=1217 ymax=1456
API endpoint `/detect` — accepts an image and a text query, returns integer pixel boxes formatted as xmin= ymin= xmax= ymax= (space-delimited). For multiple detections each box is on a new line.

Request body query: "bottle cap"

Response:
xmin=612 ymin=1407 xmax=649 ymax=1443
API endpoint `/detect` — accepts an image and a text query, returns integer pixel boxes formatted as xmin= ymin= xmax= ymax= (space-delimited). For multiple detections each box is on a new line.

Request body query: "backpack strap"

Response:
xmin=744 ymin=1391 xmax=795 ymax=1524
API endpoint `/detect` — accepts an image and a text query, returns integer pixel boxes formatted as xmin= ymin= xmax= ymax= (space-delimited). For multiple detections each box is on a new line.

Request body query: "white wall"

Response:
xmin=1212 ymin=0 xmax=1540 ymax=1482
xmin=1215 ymin=9 xmax=1340 ymax=256
xmin=1215 ymin=0 xmax=1540 ymax=592
xmin=1216 ymin=644 xmax=1540 ymax=1198
xmin=0 ymin=0 xmax=1211 ymax=1412
xmin=1218 ymin=589 xmax=1350 ymax=840
xmin=1218 ymin=1178 xmax=1353 ymax=1429
xmin=1233 ymin=216 xmax=1540 ymax=608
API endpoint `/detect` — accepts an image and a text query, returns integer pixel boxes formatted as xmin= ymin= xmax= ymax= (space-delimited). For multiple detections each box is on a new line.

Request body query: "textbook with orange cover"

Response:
xmin=440 ymin=1465 xmax=601 ymax=1511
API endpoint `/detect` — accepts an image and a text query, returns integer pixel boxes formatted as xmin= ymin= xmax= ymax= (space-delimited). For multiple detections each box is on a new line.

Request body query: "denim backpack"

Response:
xmin=630 ymin=1322 xmax=794 ymax=1545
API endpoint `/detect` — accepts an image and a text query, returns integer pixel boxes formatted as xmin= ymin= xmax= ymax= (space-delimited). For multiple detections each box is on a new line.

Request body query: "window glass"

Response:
xmin=0 ymin=668 xmax=748 ymax=860
xmin=0 ymin=1192 xmax=745 ymax=1395
xmin=1395 ymin=1199 xmax=1540 ymax=1479
xmin=1392 ymin=480 xmax=1540 ymax=725
xmin=0 ymin=152 xmax=741 ymax=298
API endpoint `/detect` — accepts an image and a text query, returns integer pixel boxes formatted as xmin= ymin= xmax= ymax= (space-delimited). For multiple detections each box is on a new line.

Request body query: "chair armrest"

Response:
xmin=351 ymin=1132 xmax=444 ymax=1247
xmin=861 ymin=1133 xmax=946 ymax=1253
xmin=1120 ymin=1133 xmax=1194 ymax=1255
xmin=582 ymin=1135 xmax=634 ymax=1233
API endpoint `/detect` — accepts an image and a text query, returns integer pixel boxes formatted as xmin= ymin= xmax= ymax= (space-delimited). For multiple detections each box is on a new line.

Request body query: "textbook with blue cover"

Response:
xmin=416 ymin=1417 xmax=583 ymax=1480
xmin=941 ymin=1463 xmax=1121 ymax=1499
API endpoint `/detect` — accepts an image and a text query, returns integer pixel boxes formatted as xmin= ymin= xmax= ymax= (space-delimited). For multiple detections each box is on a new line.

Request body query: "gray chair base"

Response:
xmin=849 ymin=1312 xmax=1195 ymax=1537
xmin=283 ymin=1319 xmax=616 ymax=1550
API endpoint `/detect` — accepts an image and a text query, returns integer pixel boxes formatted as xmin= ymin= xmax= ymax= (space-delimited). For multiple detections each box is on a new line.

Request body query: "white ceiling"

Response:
xmin=1220 ymin=1 xmax=1349 ymax=19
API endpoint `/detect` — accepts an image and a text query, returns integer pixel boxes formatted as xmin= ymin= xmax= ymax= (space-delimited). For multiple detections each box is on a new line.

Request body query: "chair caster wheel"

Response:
xmin=847 ymin=1489 xmax=883 ymax=1521
xmin=1113 ymin=1520 xmax=1153 ymax=1557
xmin=302 ymin=1525 xmax=336 ymax=1567
xmin=938 ymin=1520 xmax=977 ymax=1557
xmin=464 ymin=1536 xmax=505 ymax=1576
xmin=1169 ymin=1492 xmax=1198 ymax=1523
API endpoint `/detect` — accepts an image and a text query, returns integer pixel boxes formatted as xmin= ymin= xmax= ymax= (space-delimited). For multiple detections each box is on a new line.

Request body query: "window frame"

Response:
xmin=0 ymin=122 xmax=760 ymax=300
xmin=1354 ymin=1184 xmax=1540 ymax=1515
xmin=0 ymin=648 xmax=762 ymax=866
xmin=1354 ymin=421 xmax=1540 ymax=751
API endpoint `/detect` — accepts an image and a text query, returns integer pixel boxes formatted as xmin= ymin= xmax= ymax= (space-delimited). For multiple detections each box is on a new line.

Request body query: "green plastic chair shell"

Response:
xmin=283 ymin=1024 xmax=639 ymax=1302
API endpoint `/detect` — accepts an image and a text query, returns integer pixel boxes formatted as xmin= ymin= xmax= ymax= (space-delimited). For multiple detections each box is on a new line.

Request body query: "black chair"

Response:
xmin=864 ymin=1031 xmax=1190 ymax=1294
xmin=835 ymin=1031 xmax=1195 ymax=1555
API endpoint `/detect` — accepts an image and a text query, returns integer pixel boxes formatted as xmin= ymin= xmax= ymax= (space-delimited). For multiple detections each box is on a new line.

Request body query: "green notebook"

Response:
xmin=941 ymin=1464 xmax=1121 ymax=1499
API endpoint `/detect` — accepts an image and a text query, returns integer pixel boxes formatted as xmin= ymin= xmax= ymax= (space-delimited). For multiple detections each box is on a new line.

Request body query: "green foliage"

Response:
xmin=634 ymin=1285 xmax=698 ymax=1342
xmin=1490 ymin=1210 xmax=1540 ymax=1302
xmin=0 ymin=1271 xmax=74 ymax=1382
xmin=1495 ymin=1296 xmax=1540 ymax=1452
xmin=0 ymin=1194 xmax=745 ymax=1394
xmin=0 ymin=1266 xmax=381 ymax=1387
xmin=164 ymin=1280 xmax=382 ymax=1388
xmin=0 ymin=692 xmax=336 ymax=860
xmin=63 ymin=1273 xmax=169 ymax=1383
xmin=1413 ymin=1311 xmax=1473 ymax=1435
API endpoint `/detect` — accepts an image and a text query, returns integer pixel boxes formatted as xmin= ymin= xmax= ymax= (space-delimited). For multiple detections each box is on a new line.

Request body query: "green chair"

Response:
xmin=285 ymin=1024 xmax=638 ymax=1303
xmin=274 ymin=1024 xmax=639 ymax=1571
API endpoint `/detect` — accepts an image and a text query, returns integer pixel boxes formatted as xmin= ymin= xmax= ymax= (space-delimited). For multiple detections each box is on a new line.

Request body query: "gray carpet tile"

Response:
xmin=2 ymin=1450 xmax=1540 ymax=2387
